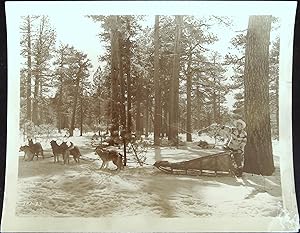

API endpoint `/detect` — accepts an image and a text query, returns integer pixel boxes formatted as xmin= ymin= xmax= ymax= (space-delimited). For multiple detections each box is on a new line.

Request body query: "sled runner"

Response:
xmin=153 ymin=151 xmax=236 ymax=176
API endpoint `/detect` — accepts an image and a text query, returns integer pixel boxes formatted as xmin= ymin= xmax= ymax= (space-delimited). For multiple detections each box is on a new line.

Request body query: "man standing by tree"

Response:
xmin=224 ymin=119 xmax=247 ymax=177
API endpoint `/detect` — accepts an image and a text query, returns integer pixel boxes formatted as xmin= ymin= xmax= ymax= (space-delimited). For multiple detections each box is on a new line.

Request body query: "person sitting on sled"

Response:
xmin=223 ymin=119 xmax=247 ymax=177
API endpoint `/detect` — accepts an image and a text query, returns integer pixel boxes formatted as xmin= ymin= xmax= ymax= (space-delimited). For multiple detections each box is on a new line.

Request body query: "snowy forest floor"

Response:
xmin=16 ymin=134 xmax=282 ymax=218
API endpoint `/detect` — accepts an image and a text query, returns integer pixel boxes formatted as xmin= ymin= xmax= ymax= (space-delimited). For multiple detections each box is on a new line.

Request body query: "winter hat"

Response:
xmin=235 ymin=119 xmax=246 ymax=129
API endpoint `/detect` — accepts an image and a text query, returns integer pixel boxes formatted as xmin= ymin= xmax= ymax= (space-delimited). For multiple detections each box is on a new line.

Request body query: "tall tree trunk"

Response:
xmin=186 ymin=50 xmax=192 ymax=142
xmin=98 ymin=95 xmax=101 ymax=136
xmin=243 ymin=15 xmax=274 ymax=176
xmin=169 ymin=15 xmax=183 ymax=144
xmin=58 ymin=75 xmax=63 ymax=133
xmin=126 ymin=60 xmax=132 ymax=134
xmin=70 ymin=77 xmax=80 ymax=136
xmin=118 ymin=32 xmax=126 ymax=131
xmin=26 ymin=16 xmax=32 ymax=122
xmin=38 ymin=79 xmax=43 ymax=124
xmin=218 ymin=79 xmax=221 ymax=123
xmin=154 ymin=15 xmax=162 ymax=146
xmin=136 ymin=98 xmax=141 ymax=136
xmin=212 ymin=57 xmax=217 ymax=123
xmin=125 ymin=23 xmax=132 ymax=135
xmin=32 ymin=18 xmax=45 ymax=125
xmin=275 ymin=53 xmax=279 ymax=140
xmin=80 ymin=95 xmax=83 ymax=136
xmin=275 ymin=75 xmax=279 ymax=140
xmin=118 ymin=28 xmax=128 ymax=166
xmin=145 ymin=94 xmax=149 ymax=137
xmin=110 ymin=16 xmax=120 ymax=138
xmin=32 ymin=73 xmax=40 ymax=125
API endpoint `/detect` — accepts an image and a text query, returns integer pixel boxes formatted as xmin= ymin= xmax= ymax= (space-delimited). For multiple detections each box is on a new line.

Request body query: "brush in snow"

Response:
xmin=197 ymin=140 xmax=215 ymax=149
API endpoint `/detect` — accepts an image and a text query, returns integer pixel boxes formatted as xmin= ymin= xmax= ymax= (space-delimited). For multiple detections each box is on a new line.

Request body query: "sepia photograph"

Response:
xmin=2 ymin=1 xmax=298 ymax=232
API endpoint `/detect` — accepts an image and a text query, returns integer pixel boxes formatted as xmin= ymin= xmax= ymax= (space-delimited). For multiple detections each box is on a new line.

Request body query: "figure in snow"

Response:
xmin=223 ymin=119 xmax=247 ymax=177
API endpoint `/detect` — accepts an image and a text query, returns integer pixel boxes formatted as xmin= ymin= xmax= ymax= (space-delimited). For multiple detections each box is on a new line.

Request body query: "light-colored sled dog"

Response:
xmin=95 ymin=146 xmax=124 ymax=170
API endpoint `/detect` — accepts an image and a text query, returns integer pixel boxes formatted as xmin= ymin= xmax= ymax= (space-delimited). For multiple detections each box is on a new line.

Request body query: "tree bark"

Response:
xmin=58 ymin=72 xmax=63 ymax=133
xmin=243 ymin=15 xmax=274 ymax=176
xmin=217 ymin=79 xmax=221 ymax=123
xmin=169 ymin=15 xmax=183 ymax=144
xmin=32 ymin=17 xmax=45 ymax=125
xmin=110 ymin=16 xmax=120 ymax=138
xmin=186 ymin=50 xmax=192 ymax=142
xmin=26 ymin=16 xmax=32 ymax=122
xmin=275 ymin=52 xmax=279 ymax=140
xmin=32 ymin=72 xmax=40 ymax=125
xmin=126 ymin=58 xmax=132 ymax=134
xmin=154 ymin=15 xmax=162 ymax=146
xmin=80 ymin=95 xmax=83 ymax=136
xmin=70 ymin=76 xmax=80 ymax=136
xmin=118 ymin=31 xmax=126 ymax=132
xmin=163 ymin=106 xmax=168 ymax=137
xmin=125 ymin=21 xmax=132 ymax=135
xmin=145 ymin=92 xmax=150 ymax=137
xmin=212 ymin=57 xmax=217 ymax=124
xmin=135 ymin=86 xmax=142 ymax=136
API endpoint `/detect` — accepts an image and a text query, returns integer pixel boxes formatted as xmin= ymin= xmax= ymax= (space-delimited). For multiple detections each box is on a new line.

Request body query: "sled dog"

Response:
xmin=19 ymin=145 xmax=35 ymax=161
xmin=50 ymin=140 xmax=74 ymax=164
xmin=69 ymin=146 xmax=81 ymax=163
xmin=28 ymin=139 xmax=44 ymax=159
xmin=59 ymin=142 xmax=74 ymax=165
xmin=95 ymin=146 xmax=123 ymax=170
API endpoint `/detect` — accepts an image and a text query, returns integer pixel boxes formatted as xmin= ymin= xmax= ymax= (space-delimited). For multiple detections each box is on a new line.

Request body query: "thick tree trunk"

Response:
xmin=70 ymin=77 xmax=80 ymax=136
xmin=218 ymin=79 xmax=221 ymax=123
xmin=58 ymin=75 xmax=63 ymax=133
xmin=243 ymin=15 xmax=274 ymax=176
xmin=32 ymin=73 xmax=40 ymax=125
xmin=169 ymin=15 xmax=183 ymax=144
xmin=275 ymin=52 xmax=279 ymax=140
xmin=125 ymin=24 xmax=132 ymax=135
xmin=212 ymin=57 xmax=217 ymax=124
xmin=275 ymin=74 xmax=279 ymax=140
xmin=195 ymin=86 xmax=202 ymax=130
xmin=154 ymin=15 xmax=162 ymax=146
xmin=126 ymin=61 xmax=132 ymax=134
xmin=118 ymin=32 xmax=126 ymax=131
xmin=38 ymin=81 xmax=43 ymax=124
xmin=26 ymin=16 xmax=32 ymax=122
xmin=80 ymin=96 xmax=83 ymax=136
xmin=136 ymin=97 xmax=142 ymax=136
xmin=162 ymin=106 xmax=167 ymax=137
xmin=98 ymin=95 xmax=101 ymax=136
xmin=145 ymin=93 xmax=149 ymax=137
xmin=110 ymin=16 xmax=120 ymax=138
xmin=186 ymin=50 xmax=192 ymax=142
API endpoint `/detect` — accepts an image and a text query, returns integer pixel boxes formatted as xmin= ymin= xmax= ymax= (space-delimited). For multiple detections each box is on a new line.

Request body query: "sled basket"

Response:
xmin=153 ymin=151 xmax=233 ymax=176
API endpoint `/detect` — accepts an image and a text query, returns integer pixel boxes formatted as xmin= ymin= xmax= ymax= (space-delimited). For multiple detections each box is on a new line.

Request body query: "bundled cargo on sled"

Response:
xmin=153 ymin=151 xmax=235 ymax=176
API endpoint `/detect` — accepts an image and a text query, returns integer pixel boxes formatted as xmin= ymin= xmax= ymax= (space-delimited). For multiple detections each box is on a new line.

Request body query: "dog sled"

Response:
xmin=153 ymin=150 xmax=237 ymax=176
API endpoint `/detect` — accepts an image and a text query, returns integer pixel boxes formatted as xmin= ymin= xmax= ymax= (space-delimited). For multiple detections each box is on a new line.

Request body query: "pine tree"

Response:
xmin=69 ymin=51 xmax=92 ymax=136
xmin=31 ymin=16 xmax=56 ymax=125
xmin=169 ymin=15 xmax=183 ymax=144
xmin=154 ymin=15 xmax=162 ymax=145
xmin=243 ymin=15 xmax=274 ymax=176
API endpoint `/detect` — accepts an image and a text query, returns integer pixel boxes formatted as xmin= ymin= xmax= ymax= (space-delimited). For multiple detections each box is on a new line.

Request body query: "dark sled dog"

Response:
xmin=50 ymin=140 xmax=74 ymax=164
xmin=28 ymin=139 xmax=44 ymax=159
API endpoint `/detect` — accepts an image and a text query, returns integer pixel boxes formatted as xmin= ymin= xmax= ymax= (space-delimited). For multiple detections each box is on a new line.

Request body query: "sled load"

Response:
xmin=153 ymin=151 xmax=236 ymax=176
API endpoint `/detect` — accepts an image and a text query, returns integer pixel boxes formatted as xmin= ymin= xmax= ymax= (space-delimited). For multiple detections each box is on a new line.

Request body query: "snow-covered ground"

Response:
xmin=16 ymin=133 xmax=282 ymax=218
